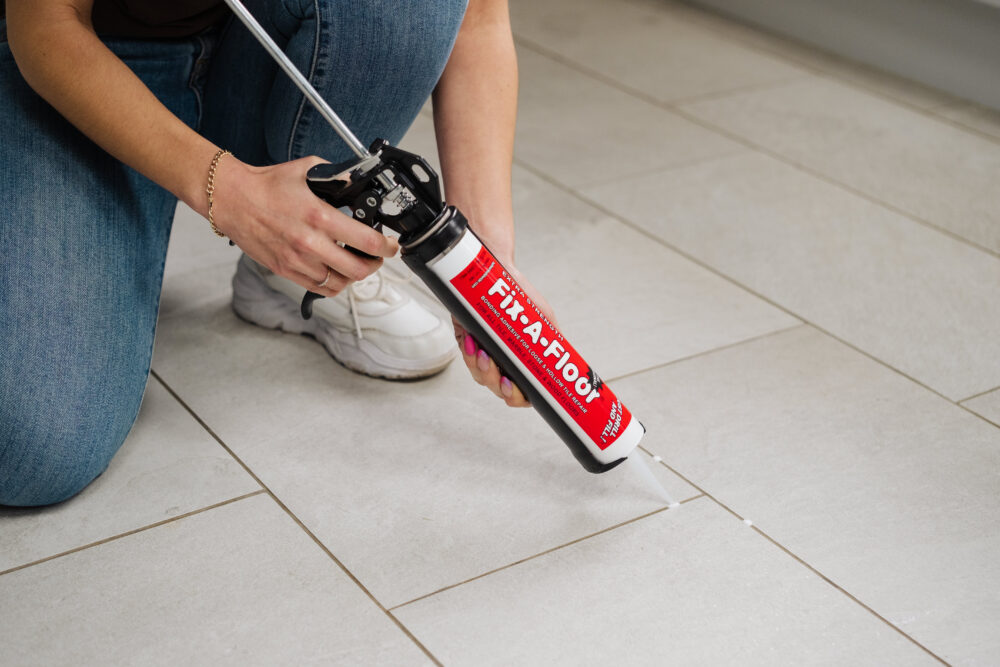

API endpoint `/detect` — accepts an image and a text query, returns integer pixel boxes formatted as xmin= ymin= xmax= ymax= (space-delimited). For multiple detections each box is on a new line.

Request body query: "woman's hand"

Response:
xmin=454 ymin=258 xmax=558 ymax=408
xmin=211 ymin=155 xmax=399 ymax=297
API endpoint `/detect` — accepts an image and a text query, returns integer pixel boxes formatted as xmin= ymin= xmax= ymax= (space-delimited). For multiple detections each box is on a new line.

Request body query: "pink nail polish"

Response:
xmin=477 ymin=349 xmax=490 ymax=372
xmin=463 ymin=334 xmax=476 ymax=356
xmin=500 ymin=376 xmax=513 ymax=397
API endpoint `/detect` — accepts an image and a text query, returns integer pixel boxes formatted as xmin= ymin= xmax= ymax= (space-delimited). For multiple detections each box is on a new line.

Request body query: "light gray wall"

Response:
xmin=686 ymin=0 xmax=1000 ymax=110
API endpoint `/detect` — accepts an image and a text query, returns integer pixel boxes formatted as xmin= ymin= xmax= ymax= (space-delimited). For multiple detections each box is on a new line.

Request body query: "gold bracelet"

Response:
xmin=206 ymin=149 xmax=232 ymax=238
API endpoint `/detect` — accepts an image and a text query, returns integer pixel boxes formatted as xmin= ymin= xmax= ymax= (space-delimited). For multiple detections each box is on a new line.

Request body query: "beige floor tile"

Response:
xmin=160 ymin=202 xmax=242 ymax=320
xmin=159 ymin=259 xmax=238 ymax=321
xmin=936 ymin=102 xmax=1000 ymax=141
xmin=151 ymin=301 xmax=699 ymax=608
xmin=963 ymin=388 xmax=1000 ymax=427
xmin=680 ymin=77 xmax=1000 ymax=255
xmin=583 ymin=152 xmax=1000 ymax=401
xmin=508 ymin=167 xmax=800 ymax=379
xmin=164 ymin=202 xmax=242 ymax=278
xmin=395 ymin=499 xmax=934 ymax=666
xmin=618 ymin=326 xmax=1000 ymax=665
xmin=0 ymin=494 xmax=431 ymax=665
xmin=0 ymin=381 xmax=258 ymax=573
xmin=510 ymin=0 xmax=807 ymax=104
xmin=515 ymin=47 xmax=740 ymax=188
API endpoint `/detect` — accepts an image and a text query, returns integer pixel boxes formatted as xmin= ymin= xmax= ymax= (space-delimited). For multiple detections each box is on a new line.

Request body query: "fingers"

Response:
xmin=304 ymin=237 xmax=385 ymax=284
xmin=458 ymin=330 xmax=530 ymax=408
xmin=285 ymin=267 xmax=349 ymax=299
xmin=307 ymin=204 xmax=399 ymax=259
xmin=279 ymin=214 xmax=386 ymax=286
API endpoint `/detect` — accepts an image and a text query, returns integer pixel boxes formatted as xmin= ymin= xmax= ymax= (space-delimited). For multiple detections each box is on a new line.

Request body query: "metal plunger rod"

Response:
xmin=222 ymin=0 xmax=370 ymax=159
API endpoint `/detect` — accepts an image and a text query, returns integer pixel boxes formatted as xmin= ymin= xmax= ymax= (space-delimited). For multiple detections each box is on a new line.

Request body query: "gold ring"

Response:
xmin=316 ymin=268 xmax=332 ymax=288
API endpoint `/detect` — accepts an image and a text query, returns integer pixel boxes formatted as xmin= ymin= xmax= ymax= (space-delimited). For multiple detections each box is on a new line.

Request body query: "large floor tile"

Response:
xmin=508 ymin=167 xmax=799 ymax=379
xmin=164 ymin=202 xmax=242 ymax=278
xmin=619 ymin=326 xmax=1000 ymax=665
xmin=0 ymin=381 xmax=258 ymax=573
xmin=151 ymin=300 xmax=698 ymax=608
xmin=160 ymin=202 xmax=242 ymax=320
xmin=510 ymin=0 xmax=806 ymax=104
xmin=514 ymin=47 xmax=740 ymax=188
xmin=583 ymin=152 xmax=1000 ymax=401
xmin=395 ymin=498 xmax=933 ymax=666
xmin=0 ymin=494 xmax=430 ymax=665
xmin=963 ymin=388 xmax=1000 ymax=427
xmin=681 ymin=77 xmax=1000 ymax=254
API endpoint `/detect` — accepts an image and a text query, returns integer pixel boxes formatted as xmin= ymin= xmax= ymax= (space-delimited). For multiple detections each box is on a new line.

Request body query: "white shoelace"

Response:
xmin=345 ymin=268 xmax=412 ymax=340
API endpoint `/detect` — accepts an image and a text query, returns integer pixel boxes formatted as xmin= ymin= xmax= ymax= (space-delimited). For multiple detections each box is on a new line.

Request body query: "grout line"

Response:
xmin=635 ymin=447 xmax=950 ymax=665
xmin=957 ymin=385 xmax=1000 ymax=405
xmin=513 ymin=34 xmax=688 ymax=111
xmin=513 ymin=157 xmax=977 ymax=408
xmin=0 ymin=490 xmax=265 ymax=577
xmin=664 ymin=74 xmax=810 ymax=107
xmin=957 ymin=403 xmax=1000 ymax=430
xmin=512 ymin=35 xmax=1000 ymax=262
xmin=566 ymin=150 xmax=745 ymax=191
xmin=150 ymin=370 xmax=443 ymax=666
xmin=388 ymin=497 xmax=702 ymax=612
xmin=664 ymin=106 xmax=1000 ymax=262
xmin=748 ymin=527 xmax=949 ymax=665
xmin=606 ymin=323 xmax=806 ymax=384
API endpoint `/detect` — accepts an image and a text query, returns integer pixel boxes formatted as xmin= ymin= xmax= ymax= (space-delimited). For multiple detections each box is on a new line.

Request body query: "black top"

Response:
xmin=1 ymin=0 xmax=229 ymax=38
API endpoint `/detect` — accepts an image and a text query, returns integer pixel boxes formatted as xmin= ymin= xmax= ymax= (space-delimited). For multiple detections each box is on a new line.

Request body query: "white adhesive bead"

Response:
xmin=651 ymin=455 xmax=662 ymax=463
xmin=743 ymin=519 xmax=753 ymax=526
xmin=669 ymin=502 xmax=680 ymax=509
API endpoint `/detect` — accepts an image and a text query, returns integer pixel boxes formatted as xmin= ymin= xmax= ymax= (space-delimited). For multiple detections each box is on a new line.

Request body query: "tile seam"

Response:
xmin=565 ymin=149 xmax=747 ymax=191
xmin=0 ymin=490 xmax=266 ymax=577
xmin=957 ymin=403 xmax=1000 ymax=430
xmin=638 ymin=449 xmax=950 ymax=665
xmin=747 ymin=526 xmax=950 ymax=665
xmin=511 ymin=35 xmax=1000 ymax=261
xmin=605 ymin=323 xmax=807 ymax=384
xmin=957 ymin=385 xmax=1000 ymax=405
xmin=666 ymin=105 xmax=1000 ymax=261
xmin=149 ymin=370 xmax=443 ymax=667
xmin=664 ymin=73 xmax=812 ymax=107
xmin=513 ymin=157 xmax=985 ymax=406
xmin=388 ymin=496 xmax=702 ymax=612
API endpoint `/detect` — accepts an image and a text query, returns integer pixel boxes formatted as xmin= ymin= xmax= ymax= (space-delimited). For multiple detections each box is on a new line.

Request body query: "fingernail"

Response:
xmin=477 ymin=349 xmax=490 ymax=372
xmin=463 ymin=334 xmax=476 ymax=356
xmin=500 ymin=376 xmax=513 ymax=397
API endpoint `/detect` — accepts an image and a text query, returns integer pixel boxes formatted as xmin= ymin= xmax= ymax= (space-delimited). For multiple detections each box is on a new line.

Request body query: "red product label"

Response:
xmin=450 ymin=246 xmax=631 ymax=450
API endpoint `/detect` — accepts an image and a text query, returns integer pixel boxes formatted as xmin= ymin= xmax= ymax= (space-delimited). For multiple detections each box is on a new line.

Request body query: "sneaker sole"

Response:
xmin=231 ymin=262 xmax=456 ymax=380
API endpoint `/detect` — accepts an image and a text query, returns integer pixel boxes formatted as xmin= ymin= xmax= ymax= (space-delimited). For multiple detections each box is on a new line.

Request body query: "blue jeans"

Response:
xmin=0 ymin=0 xmax=467 ymax=506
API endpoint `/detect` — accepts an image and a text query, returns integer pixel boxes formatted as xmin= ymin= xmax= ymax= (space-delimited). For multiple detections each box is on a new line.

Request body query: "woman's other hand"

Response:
xmin=454 ymin=261 xmax=557 ymax=408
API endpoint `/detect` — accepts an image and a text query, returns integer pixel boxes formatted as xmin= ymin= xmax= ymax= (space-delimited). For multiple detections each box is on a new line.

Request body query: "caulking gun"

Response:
xmin=223 ymin=0 xmax=645 ymax=472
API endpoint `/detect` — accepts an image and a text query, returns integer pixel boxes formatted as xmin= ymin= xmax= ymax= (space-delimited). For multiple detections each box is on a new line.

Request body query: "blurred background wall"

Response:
xmin=686 ymin=0 xmax=1000 ymax=109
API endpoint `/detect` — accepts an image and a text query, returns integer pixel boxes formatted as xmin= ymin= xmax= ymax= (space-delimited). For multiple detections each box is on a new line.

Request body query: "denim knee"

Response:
xmin=0 ymin=394 xmax=138 ymax=507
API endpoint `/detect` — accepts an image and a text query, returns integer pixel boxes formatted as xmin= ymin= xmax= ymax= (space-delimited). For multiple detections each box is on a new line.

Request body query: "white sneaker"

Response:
xmin=231 ymin=254 xmax=457 ymax=379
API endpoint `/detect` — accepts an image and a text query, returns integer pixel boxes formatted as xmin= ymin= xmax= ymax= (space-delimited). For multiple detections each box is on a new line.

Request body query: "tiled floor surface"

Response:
xmin=3 ymin=1 xmax=1000 ymax=664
